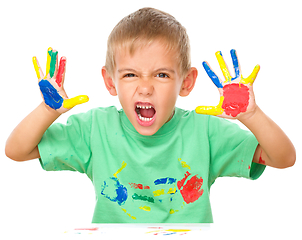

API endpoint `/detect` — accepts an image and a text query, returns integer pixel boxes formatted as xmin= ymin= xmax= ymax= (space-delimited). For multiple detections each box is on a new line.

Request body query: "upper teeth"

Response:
xmin=136 ymin=105 xmax=153 ymax=109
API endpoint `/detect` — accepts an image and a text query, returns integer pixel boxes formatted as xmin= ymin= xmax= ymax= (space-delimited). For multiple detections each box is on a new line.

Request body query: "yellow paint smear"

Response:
xmin=63 ymin=95 xmax=89 ymax=109
xmin=240 ymin=64 xmax=260 ymax=85
xmin=153 ymin=189 xmax=165 ymax=197
xmin=178 ymin=158 xmax=191 ymax=169
xmin=113 ymin=161 xmax=127 ymax=178
xmin=45 ymin=47 xmax=52 ymax=77
xmin=139 ymin=206 xmax=151 ymax=212
xmin=195 ymin=96 xmax=224 ymax=116
xmin=32 ymin=57 xmax=40 ymax=79
xmin=215 ymin=51 xmax=232 ymax=82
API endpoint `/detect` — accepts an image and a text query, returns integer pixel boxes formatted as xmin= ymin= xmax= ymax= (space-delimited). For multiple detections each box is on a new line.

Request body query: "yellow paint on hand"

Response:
xmin=240 ymin=64 xmax=260 ymax=85
xmin=215 ymin=51 xmax=232 ymax=82
xmin=32 ymin=57 xmax=40 ymax=79
xmin=139 ymin=206 xmax=151 ymax=212
xmin=45 ymin=47 xmax=52 ymax=77
xmin=113 ymin=161 xmax=127 ymax=178
xmin=195 ymin=96 xmax=224 ymax=116
xmin=178 ymin=158 xmax=191 ymax=169
xmin=63 ymin=95 xmax=89 ymax=109
xmin=153 ymin=189 xmax=165 ymax=197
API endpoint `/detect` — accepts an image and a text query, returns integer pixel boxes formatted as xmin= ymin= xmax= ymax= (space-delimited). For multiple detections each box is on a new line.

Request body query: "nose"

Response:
xmin=137 ymin=77 xmax=154 ymax=96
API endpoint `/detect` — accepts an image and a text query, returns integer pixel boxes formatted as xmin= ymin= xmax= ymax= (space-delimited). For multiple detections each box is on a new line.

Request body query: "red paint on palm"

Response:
xmin=222 ymin=83 xmax=249 ymax=117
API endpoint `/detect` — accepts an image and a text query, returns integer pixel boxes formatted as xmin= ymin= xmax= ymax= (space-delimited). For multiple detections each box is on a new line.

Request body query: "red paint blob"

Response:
xmin=129 ymin=182 xmax=150 ymax=189
xmin=177 ymin=171 xmax=204 ymax=204
xmin=56 ymin=57 xmax=66 ymax=87
xmin=259 ymin=150 xmax=266 ymax=165
xmin=222 ymin=83 xmax=249 ymax=117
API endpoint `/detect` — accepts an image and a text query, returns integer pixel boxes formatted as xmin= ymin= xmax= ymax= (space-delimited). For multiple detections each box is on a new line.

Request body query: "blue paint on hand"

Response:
xmin=39 ymin=80 xmax=63 ymax=110
xmin=202 ymin=61 xmax=223 ymax=88
xmin=230 ymin=49 xmax=240 ymax=80
xmin=101 ymin=177 xmax=128 ymax=206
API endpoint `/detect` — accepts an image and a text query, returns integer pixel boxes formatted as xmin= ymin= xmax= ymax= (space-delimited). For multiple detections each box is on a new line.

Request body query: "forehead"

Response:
xmin=114 ymin=39 xmax=179 ymax=69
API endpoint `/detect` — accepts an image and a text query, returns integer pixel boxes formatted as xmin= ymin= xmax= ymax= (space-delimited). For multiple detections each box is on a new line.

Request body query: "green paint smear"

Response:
xmin=48 ymin=50 xmax=58 ymax=78
xmin=132 ymin=193 xmax=154 ymax=203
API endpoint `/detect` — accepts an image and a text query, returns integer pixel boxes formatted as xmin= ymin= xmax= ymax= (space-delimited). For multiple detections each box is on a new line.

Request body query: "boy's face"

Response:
xmin=103 ymin=39 xmax=196 ymax=136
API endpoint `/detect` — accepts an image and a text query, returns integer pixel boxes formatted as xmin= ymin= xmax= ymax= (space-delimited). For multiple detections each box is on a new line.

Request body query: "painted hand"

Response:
xmin=33 ymin=47 xmax=89 ymax=113
xmin=195 ymin=50 xmax=260 ymax=119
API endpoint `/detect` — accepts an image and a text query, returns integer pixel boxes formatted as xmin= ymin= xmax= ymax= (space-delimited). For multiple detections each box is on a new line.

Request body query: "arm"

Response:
xmin=5 ymin=48 xmax=88 ymax=161
xmin=196 ymin=50 xmax=296 ymax=169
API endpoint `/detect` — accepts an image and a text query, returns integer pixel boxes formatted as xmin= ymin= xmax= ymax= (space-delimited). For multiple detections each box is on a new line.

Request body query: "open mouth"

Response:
xmin=135 ymin=102 xmax=156 ymax=126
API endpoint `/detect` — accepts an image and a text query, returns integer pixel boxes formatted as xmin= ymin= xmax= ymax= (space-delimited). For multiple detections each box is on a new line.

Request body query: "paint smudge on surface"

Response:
xmin=132 ymin=193 xmax=155 ymax=203
xmin=139 ymin=206 xmax=151 ymax=211
xmin=259 ymin=150 xmax=266 ymax=165
xmin=177 ymin=171 xmax=204 ymax=204
xmin=100 ymin=177 xmax=128 ymax=206
xmin=222 ymin=83 xmax=249 ymax=117
xmin=154 ymin=177 xmax=176 ymax=185
xmin=146 ymin=229 xmax=191 ymax=236
xmin=153 ymin=189 xmax=165 ymax=197
xmin=113 ymin=161 xmax=127 ymax=178
xmin=121 ymin=208 xmax=136 ymax=220
xmin=178 ymin=158 xmax=191 ymax=169
xmin=39 ymin=80 xmax=63 ymax=110
xmin=129 ymin=183 xmax=150 ymax=189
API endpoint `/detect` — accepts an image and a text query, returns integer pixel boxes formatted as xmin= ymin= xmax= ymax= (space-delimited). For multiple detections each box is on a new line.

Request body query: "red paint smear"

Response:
xmin=74 ymin=228 xmax=99 ymax=231
xmin=222 ymin=83 xmax=249 ymax=117
xmin=129 ymin=183 xmax=150 ymax=189
xmin=259 ymin=150 xmax=266 ymax=165
xmin=56 ymin=57 xmax=66 ymax=87
xmin=177 ymin=171 xmax=204 ymax=204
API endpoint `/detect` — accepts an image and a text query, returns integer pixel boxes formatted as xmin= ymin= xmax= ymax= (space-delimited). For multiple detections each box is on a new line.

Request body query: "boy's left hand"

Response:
xmin=195 ymin=49 xmax=260 ymax=120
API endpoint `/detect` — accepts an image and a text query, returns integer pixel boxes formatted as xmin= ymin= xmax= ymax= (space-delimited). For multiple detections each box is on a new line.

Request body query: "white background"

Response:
xmin=1 ymin=0 xmax=301 ymax=238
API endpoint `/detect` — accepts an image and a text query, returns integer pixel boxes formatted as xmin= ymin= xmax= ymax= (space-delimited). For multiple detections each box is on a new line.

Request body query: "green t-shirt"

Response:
xmin=38 ymin=106 xmax=265 ymax=223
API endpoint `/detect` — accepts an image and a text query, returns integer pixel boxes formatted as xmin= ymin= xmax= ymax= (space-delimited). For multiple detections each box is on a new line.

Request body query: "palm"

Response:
xmin=196 ymin=50 xmax=259 ymax=119
xmin=33 ymin=47 xmax=88 ymax=114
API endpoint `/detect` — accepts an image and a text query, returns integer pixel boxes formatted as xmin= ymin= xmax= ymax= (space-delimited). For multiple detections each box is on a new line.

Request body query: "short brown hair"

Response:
xmin=105 ymin=7 xmax=191 ymax=77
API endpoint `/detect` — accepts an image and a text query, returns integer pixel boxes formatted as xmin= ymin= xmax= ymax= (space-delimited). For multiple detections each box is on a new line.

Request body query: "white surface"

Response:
xmin=1 ymin=0 xmax=301 ymax=239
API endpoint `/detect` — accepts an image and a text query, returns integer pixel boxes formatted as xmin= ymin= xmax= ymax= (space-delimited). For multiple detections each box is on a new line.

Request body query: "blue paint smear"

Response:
xmin=230 ymin=49 xmax=240 ymax=80
xmin=154 ymin=177 xmax=176 ymax=185
xmin=101 ymin=177 xmax=128 ymax=206
xmin=39 ymin=80 xmax=63 ymax=110
xmin=202 ymin=61 xmax=223 ymax=88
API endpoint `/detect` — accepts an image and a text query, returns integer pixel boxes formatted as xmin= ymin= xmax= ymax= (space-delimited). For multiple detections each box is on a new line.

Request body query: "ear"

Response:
xmin=102 ymin=66 xmax=117 ymax=96
xmin=179 ymin=67 xmax=198 ymax=97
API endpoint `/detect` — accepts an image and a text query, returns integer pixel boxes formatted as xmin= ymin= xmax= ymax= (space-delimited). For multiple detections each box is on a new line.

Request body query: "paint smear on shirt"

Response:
xmin=177 ymin=171 xmax=204 ymax=204
xmin=222 ymin=83 xmax=249 ymax=117
xmin=178 ymin=158 xmax=191 ymax=169
xmin=132 ymin=193 xmax=155 ymax=203
xmin=113 ymin=161 xmax=127 ymax=178
xmin=129 ymin=183 xmax=150 ymax=189
xmin=154 ymin=177 xmax=176 ymax=185
xmin=100 ymin=177 xmax=128 ymax=206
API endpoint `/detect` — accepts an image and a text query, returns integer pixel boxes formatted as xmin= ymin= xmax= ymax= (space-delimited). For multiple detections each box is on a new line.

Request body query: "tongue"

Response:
xmin=140 ymin=108 xmax=155 ymax=118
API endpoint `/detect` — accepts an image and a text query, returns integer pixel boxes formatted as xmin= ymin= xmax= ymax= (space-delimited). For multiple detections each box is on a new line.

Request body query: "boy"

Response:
xmin=5 ymin=7 xmax=295 ymax=223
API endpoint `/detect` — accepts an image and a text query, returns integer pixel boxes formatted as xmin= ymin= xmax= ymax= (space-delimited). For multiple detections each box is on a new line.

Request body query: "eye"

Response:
xmin=156 ymin=73 xmax=169 ymax=78
xmin=124 ymin=73 xmax=137 ymax=78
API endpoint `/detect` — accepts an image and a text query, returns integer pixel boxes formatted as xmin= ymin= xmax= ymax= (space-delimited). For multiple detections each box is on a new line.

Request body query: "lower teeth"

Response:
xmin=137 ymin=113 xmax=153 ymax=122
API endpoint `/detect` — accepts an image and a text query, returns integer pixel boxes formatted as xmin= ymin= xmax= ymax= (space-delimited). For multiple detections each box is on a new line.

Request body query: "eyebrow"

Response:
xmin=117 ymin=68 xmax=176 ymax=74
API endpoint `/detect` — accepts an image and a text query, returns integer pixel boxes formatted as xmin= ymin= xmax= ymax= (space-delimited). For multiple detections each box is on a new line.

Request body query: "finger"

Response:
xmin=240 ymin=65 xmax=260 ymax=85
xmin=49 ymin=50 xmax=58 ymax=78
xmin=56 ymin=57 xmax=66 ymax=87
xmin=195 ymin=96 xmax=224 ymax=116
xmin=45 ymin=47 xmax=53 ymax=77
xmin=32 ymin=56 xmax=44 ymax=80
xmin=202 ymin=61 xmax=223 ymax=88
xmin=215 ymin=51 xmax=232 ymax=82
xmin=230 ymin=49 xmax=241 ymax=79
xmin=63 ymin=95 xmax=89 ymax=109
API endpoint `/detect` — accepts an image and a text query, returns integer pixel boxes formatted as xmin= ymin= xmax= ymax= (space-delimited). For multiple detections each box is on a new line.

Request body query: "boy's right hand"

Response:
xmin=32 ymin=47 xmax=89 ymax=114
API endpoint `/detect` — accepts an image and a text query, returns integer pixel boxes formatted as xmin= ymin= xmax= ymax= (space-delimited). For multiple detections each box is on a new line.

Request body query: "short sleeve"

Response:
xmin=38 ymin=111 xmax=92 ymax=179
xmin=207 ymin=116 xmax=266 ymax=185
